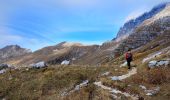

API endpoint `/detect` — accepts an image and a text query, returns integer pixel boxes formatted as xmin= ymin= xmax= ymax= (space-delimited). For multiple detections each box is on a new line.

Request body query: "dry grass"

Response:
xmin=129 ymin=67 xmax=170 ymax=85
xmin=0 ymin=65 xmax=117 ymax=100
xmin=123 ymin=67 xmax=170 ymax=99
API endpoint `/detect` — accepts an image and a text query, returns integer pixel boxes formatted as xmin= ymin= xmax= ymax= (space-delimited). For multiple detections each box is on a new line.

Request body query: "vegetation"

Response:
xmin=0 ymin=65 xmax=116 ymax=100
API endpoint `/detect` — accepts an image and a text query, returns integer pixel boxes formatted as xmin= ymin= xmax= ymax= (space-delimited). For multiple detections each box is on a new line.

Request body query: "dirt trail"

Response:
xmin=111 ymin=67 xmax=137 ymax=81
xmin=94 ymin=68 xmax=138 ymax=100
xmin=94 ymin=81 xmax=138 ymax=100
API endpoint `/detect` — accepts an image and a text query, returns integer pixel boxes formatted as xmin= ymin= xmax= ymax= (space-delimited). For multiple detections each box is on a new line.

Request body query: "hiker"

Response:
xmin=125 ymin=49 xmax=133 ymax=69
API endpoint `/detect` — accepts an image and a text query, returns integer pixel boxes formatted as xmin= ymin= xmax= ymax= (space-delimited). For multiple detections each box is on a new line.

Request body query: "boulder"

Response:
xmin=157 ymin=60 xmax=169 ymax=66
xmin=0 ymin=64 xmax=8 ymax=70
xmin=0 ymin=69 xmax=6 ymax=74
xmin=61 ymin=60 xmax=70 ymax=65
xmin=148 ymin=60 xmax=157 ymax=68
xmin=74 ymin=80 xmax=89 ymax=91
xmin=148 ymin=60 xmax=170 ymax=68
xmin=145 ymin=87 xmax=160 ymax=96
xmin=30 ymin=61 xmax=47 ymax=69
xmin=101 ymin=72 xmax=110 ymax=76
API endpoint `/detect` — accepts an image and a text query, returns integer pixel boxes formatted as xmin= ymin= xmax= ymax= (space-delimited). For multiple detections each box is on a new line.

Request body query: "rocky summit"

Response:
xmin=115 ymin=2 xmax=168 ymax=42
xmin=0 ymin=45 xmax=31 ymax=63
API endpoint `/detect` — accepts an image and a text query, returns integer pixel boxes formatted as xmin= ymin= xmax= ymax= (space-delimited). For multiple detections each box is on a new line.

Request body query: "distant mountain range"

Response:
xmin=1 ymin=2 xmax=170 ymax=66
xmin=0 ymin=45 xmax=31 ymax=63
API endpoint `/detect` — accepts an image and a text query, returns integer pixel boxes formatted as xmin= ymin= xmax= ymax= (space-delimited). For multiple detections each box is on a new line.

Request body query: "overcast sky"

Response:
xmin=0 ymin=0 xmax=169 ymax=51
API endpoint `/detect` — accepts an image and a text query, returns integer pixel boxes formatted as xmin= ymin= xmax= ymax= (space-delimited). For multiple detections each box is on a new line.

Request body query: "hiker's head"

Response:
xmin=128 ymin=49 xmax=131 ymax=52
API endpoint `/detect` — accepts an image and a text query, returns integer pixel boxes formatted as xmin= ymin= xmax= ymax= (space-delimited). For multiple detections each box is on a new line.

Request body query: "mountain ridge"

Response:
xmin=115 ymin=2 xmax=169 ymax=42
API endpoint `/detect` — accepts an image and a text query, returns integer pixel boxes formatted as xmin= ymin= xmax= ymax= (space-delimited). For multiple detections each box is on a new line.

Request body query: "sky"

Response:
xmin=0 ymin=0 xmax=170 ymax=51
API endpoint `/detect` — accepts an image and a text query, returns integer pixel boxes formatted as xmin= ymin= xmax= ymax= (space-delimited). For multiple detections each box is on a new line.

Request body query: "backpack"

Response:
xmin=126 ymin=52 xmax=132 ymax=59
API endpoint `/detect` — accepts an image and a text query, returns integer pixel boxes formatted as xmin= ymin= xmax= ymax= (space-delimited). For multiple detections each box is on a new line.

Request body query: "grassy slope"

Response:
xmin=0 ymin=65 xmax=119 ymax=100
xmin=0 ymin=42 xmax=170 ymax=100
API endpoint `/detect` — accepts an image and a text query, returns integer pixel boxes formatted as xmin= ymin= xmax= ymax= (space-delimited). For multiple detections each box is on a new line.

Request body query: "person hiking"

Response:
xmin=125 ymin=49 xmax=133 ymax=69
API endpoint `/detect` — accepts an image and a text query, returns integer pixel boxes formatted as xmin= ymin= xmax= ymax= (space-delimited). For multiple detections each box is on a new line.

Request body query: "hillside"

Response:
xmin=0 ymin=45 xmax=31 ymax=63
xmin=0 ymin=2 xmax=170 ymax=100
xmin=115 ymin=2 xmax=168 ymax=41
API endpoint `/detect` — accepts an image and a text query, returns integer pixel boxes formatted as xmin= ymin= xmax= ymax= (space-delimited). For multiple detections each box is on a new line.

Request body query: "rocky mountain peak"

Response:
xmin=62 ymin=42 xmax=83 ymax=47
xmin=0 ymin=45 xmax=31 ymax=62
xmin=115 ymin=2 xmax=169 ymax=41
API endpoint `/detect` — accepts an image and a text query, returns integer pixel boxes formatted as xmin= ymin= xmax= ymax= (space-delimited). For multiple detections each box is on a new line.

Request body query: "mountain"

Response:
xmin=2 ymin=2 xmax=170 ymax=67
xmin=4 ymin=41 xmax=118 ymax=66
xmin=115 ymin=2 xmax=168 ymax=42
xmin=4 ymin=42 xmax=100 ymax=66
xmin=0 ymin=45 xmax=31 ymax=63
xmin=113 ymin=2 xmax=170 ymax=55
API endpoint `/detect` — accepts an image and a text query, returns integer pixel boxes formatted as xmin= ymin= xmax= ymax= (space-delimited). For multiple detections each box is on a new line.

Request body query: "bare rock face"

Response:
xmin=0 ymin=45 xmax=31 ymax=63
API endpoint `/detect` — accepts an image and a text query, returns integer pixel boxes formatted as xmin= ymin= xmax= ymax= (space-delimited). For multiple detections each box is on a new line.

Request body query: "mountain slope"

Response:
xmin=115 ymin=2 xmax=168 ymax=42
xmin=5 ymin=42 xmax=101 ymax=66
xmin=0 ymin=45 xmax=31 ymax=63
xmin=113 ymin=3 xmax=170 ymax=55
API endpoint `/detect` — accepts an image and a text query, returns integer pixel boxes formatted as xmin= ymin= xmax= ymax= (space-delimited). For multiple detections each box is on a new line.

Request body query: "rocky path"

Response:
xmin=94 ymin=67 xmax=138 ymax=100
xmin=62 ymin=68 xmax=138 ymax=99
xmin=110 ymin=67 xmax=137 ymax=81
xmin=94 ymin=81 xmax=138 ymax=100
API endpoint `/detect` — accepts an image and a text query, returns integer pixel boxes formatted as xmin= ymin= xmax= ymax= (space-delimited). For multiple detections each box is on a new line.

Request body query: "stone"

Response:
xmin=139 ymin=85 xmax=147 ymax=90
xmin=0 ymin=64 xmax=8 ymax=70
xmin=101 ymin=72 xmax=110 ymax=76
xmin=0 ymin=69 xmax=6 ymax=74
xmin=61 ymin=60 xmax=70 ymax=65
xmin=30 ymin=61 xmax=47 ymax=69
xmin=145 ymin=87 xmax=160 ymax=96
xmin=148 ymin=60 xmax=157 ymax=68
xmin=156 ymin=60 xmax=169 ymax=66
xmin=148 ymin=60 xmax=170 ymax=68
